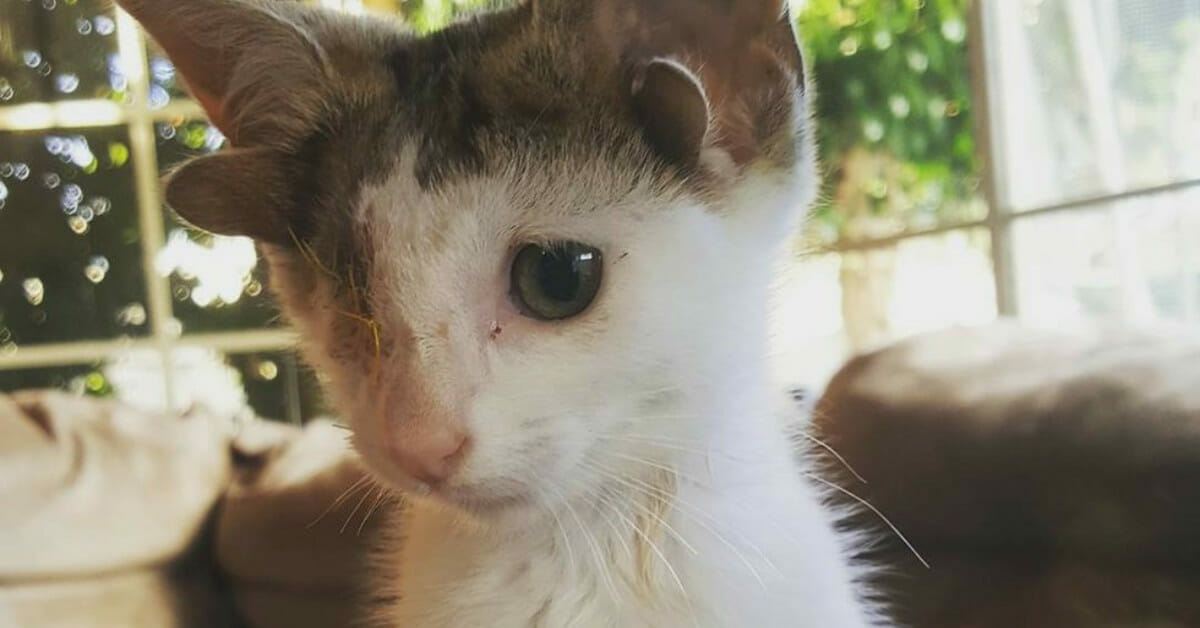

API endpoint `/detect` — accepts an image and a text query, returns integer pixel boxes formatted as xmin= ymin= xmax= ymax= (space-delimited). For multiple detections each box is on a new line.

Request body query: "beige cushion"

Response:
xmin=0 ymin=564 xmax=235 ymax=628
xmin=0 ymin=391 xmax=232 ymax=577
xmin=217 ymin=419 xmax=392 ymax=628
xmin=0 ymin=391 xmax=236 ymax=627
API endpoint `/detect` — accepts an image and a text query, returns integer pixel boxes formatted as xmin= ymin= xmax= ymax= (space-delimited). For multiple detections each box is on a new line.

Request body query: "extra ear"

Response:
xmin=631 ymin=59 xmax=710 ymax=172
xmin=584 ymin=0 xmax=806 ymax=174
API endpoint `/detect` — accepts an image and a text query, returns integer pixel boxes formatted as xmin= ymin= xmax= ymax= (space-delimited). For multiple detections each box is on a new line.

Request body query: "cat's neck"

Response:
xmin=390 ymin=381 xmax=868 ymax=627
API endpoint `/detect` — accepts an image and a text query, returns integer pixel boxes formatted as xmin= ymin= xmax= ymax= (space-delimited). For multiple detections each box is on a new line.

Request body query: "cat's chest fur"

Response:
xmin=379 ymin=469 xmax=872 ymax=628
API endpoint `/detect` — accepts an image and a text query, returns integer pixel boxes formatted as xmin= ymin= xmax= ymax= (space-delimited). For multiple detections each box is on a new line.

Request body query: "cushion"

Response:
xmin=0 ymin=391 xmax=236 ymax=627
xmin=217 ymin=419 xmax=391 ymax=628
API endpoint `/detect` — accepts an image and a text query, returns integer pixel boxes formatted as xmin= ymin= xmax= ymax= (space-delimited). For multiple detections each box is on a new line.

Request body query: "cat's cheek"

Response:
xmin=487 ymin=299 xmax=522 ymax=343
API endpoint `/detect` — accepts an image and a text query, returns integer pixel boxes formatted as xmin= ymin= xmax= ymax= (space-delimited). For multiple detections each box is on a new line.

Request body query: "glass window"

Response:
xmin=222 ymin=351 xmax=330 ymax=424
xmin=0 ymin=0 xmax=127 ymax=105
xmin=0 ymin=362 xmax=108 ymax=394
xmin=1013 ymin=187 xmax=1200 ymax=326
xmin=799 ymin=0 xmax=985 ymax=247
xmin=144 ymin=42 xmax=184 ymax=109
xmin=154 ymin=118 xmax=280 ymax=333
xmin=983 ymin=0 xmax=1200 ymax=211
xmin=776 ymin=229 xmax=997 ymax=387
xmin=0 ymin=126 xmax=147 ymax=346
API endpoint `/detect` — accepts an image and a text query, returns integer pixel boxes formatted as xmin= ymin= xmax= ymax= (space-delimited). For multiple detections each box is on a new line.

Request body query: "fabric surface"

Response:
xmin=217 ymin=419 xmax=391 ymax=628
xmin=0 ymin=391 xmax=237 ymax=627
xmin=0 ymin=390 xmax=382 ymax=628
xmin=0 ymin=562 xmax=236 ymax=628
xmin=815 ymin=322 xmax=1200 ymax=627
xmin=0 ymin=391 xmax=233 ymax=578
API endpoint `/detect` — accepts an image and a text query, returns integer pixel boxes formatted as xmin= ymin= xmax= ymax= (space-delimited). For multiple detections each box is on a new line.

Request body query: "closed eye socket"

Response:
xmin=509 ymin=242 xmax=603 ymax=321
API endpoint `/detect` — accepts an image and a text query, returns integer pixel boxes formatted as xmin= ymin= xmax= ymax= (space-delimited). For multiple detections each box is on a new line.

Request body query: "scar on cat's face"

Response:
xmin=122 ymin=0 xmax=810 ymax=509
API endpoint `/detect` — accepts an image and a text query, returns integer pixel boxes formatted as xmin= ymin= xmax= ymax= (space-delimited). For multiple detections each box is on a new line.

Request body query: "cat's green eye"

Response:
xmin=510 ymin=242 xmax=603 ymax=321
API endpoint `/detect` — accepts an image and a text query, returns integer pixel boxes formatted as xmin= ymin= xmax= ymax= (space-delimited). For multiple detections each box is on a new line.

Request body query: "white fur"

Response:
xmin=124 ymin=0 xmax=877 ymax=622
xmin=289 ymin=145 xmax=878 ymax=626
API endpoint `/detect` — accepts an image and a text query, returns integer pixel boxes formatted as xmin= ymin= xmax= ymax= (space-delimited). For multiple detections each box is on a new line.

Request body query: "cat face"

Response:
xmin=119 ymin=0 xmax=811 ymax=515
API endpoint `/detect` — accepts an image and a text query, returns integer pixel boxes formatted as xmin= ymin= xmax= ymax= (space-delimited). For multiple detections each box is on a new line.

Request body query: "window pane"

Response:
xmin=0 ymin=126 xmax=148 ymax=346
xmin=222 ymin=351 xmax=330 ymax=424
xmin=771 ymin=253 xmax=849 ymax=387
xmin=1013 ymin=187 xmax=1200 ymax=326
xmin=0 ymin=347 xmax=322 ymax=423
xmin=774 ymin=229 xmax=997 ymax=387
xmin=0 ymin=362 xmax=108 ymax=394
xmin=154 ymin=118 xmax=281 ymax=333
xmin=86 ymin=347 xmax=328 ymax=423
xmin=984 ymin=0 xmax=1200 ymax=210
xmin=145 ymin=41 xmax=188 ymax=108
xmin=798 ymin=1 xmax=985 ymax=247
xmin=0 ymin=0 xmax=127 ymax=104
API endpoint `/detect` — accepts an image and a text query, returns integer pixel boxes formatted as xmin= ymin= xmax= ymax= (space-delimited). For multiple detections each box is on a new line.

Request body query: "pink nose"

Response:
xmin=389 ymin=428 xmax=470 ymax=487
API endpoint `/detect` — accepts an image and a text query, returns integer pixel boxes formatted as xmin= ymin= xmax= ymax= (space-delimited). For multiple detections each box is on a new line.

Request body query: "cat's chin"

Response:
xmin=431 ymin=484 xmax=535 ymax=518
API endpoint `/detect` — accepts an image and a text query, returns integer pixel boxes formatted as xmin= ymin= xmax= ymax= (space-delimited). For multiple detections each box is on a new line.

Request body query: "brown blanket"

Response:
xmin=816 ymin=322 xmax=1200 ymax=627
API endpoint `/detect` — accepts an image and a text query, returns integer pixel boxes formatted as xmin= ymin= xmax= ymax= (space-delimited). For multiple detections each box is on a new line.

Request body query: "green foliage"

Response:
xmin=383 ymin=0 xmax=494 ymax=32
xmin=797 ymin=0 xmax=980 ymax=240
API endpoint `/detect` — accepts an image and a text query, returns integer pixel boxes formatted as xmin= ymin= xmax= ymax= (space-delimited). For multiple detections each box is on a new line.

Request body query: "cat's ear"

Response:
xmin=164 ymin=148 xmax=301 ymax=243
xmin=115 ymin=0 xmax=365 ymax=243
xmin=116 ymin=0 xmax=330 ymax=146
xmin=592 ymin=0 xmax=806 ymax=173
xmin=630 ymin=59 xmax=710 ymax=172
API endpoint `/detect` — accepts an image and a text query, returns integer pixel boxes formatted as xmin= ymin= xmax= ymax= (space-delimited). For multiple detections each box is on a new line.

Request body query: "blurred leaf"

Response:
xmin=798 ymin=0 xmax=980 ymax=241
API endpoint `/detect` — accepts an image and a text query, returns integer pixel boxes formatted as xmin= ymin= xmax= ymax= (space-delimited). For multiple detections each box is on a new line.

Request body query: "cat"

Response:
xmin=118 ymin=0 xmax=880 ymax=625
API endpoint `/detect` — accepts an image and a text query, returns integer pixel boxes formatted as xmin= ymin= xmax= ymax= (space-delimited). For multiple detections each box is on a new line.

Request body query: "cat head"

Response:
xmin=123 ymin=0 xmax=812 ymax=516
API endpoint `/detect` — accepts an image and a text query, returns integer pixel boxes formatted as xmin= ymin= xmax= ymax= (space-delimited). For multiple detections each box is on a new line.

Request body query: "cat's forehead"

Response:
xmin=296 ymin=10 xmax=683 ymax=304
xmin=379 ymin=7 xmax=639 ymax=192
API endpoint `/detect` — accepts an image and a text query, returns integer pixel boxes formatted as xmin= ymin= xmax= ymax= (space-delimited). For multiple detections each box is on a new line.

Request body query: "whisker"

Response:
xmin=582 ymin=458 xmax=772 ymax=589
xmin=287 ymin=226 xmax=340 ymax=281
xmin=340 ymin=484 xmax=378 ymax=535
xmin=589 ymin=486 xmax=637 ymax=565
xmin=587 ymin=479 xmax=691 ymax=600
xmin=308 ymin=474 xmax=371 ymax=529
xmin=558 ymin=484 xmax=619 ymax=600
xmin=357 ymin=488 xmax=394 ymax=536
xmin=596 ymin=483 xmax=699 ymax=628
xmin=597 ymin=434 xmax=762 ymax=466
xmin=607 ymin=451 xmax=683 ymax=478
xmin=581 ymin=460 xmax=698 ymax=556
xmin=804 ymin=472 xmax=930 ymax=569
xmin=540 ymin=485 xmax=578 ymax=575
xmin=794 ymin=430 xmax=868 ymax=485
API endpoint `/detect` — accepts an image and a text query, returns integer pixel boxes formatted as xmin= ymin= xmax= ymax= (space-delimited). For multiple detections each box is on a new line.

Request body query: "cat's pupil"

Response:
xmin=510 ymin=243 xmax=603 ymax=321
xmin=539 ymin=251 xmax=581 ymax=302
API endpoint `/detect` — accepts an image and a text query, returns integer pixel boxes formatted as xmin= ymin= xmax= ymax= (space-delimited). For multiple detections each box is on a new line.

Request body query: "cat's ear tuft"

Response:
xmin=631 ymin=59 xmax=710 ymax=172
xmin=164 ymin=148 xmax=299 ymax=246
